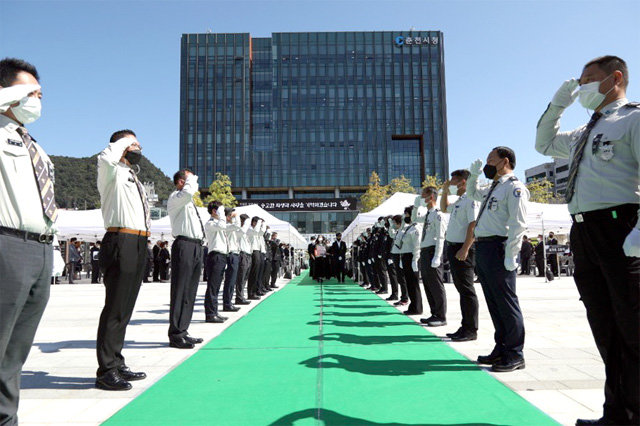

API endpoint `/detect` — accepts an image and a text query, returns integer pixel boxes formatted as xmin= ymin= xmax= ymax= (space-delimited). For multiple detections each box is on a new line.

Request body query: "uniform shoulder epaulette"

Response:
xmin=508 ymin=176 xmax=519 ymax=182
xmin=624 ymin=102 xmax=640 ymax=108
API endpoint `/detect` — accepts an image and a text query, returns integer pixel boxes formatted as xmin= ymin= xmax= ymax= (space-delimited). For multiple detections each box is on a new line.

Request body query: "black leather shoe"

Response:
xmin=575 ymin=418 xmax=619 ymax=425
xmin=184 ymin=335 xmax=203 ymax=344
xmin=420 ymin=316 xmax=438 ymax=324
xmin=386 ymin=294 xmax=399 ymax=301
xmin=96 ymin=370 xmax=132 ymax=391
xmin=477 ymin=353 xmax=502 ymax=365
xmin=205 ymin=315 xmax=226 ymax=323
xmin=491 ymin=358 xmax=525 ymax=372
xmin=450 ymin=332 xmax=477 ymax=342
xmin=248 ymin=296 xmax=260 ymax=300
xmin=394 ymin=300 xmax=408 ymax=306
xmin=223 ymin=306 xmax=240 ymax=312
xmin=236 ymin=299 xmax=251 ymax=305
xmin=424 ymin=318 xmax=447 ymax=327
xmin=376 ymin=289 xmax=388 ymax=294
xmin=403 ymin=310 xmax=420 ymax=315
xmin=271 ymin=285 xmax=279 ymax=289
xmin=257 ymin=291 xmax=266 ymax=296
xmin=264 ymin=287 xmax=273 ymax=292
xmin=118 ymin=366 xmax=146 ymax=381
xmin=169 ymin=337 xmax=195 ymax=349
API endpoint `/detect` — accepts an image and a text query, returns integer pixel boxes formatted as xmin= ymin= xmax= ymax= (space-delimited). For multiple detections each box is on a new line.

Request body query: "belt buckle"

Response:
xmin=38 ymin=234 xmax=53 ymax=244
xmin=574 ymin=213 xmax=584 ymax=223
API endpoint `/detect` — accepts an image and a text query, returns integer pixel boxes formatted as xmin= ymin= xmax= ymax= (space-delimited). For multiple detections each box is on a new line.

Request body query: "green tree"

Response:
xmin=421 ymin=174 xmax=444 ymax=190
xmin=193 ymin=190 xmax=204 ymax=207
xmin=203 ymin=172 xmax=238 ymax=207
xmin=386 ymin=175 xmax=415 ymax=195
xmin=526 ymin=178 xmax=555 ymax=203
xmin=360 ymin=171 xmax=388 ymax=212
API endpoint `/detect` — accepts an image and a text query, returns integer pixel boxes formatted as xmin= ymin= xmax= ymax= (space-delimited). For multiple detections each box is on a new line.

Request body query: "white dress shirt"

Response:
xmin=225 ymin=215 xmax=242 ymax=254
xmin=0 ymin=114 xmax=56 ymax=234
xmin=167 ymin=174 xmax=204 ymax=240
xmin=205 ymin=216 xmax=228 ymax=254
xmin=97 ymin=137 xmax=147 ymax=231
xmin=239 ymin=220 xmax=252 ymax=254
xmin=445 ymin=194 xmax=479 ymax=244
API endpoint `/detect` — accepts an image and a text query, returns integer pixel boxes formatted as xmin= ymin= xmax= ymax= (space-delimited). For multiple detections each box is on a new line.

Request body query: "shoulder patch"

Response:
xmin=624 ymin=102 xmax=640 ymax=108
xmin=513 ymin=188 xmax=523 ymax=198
xmin=508 ymin=176 xmax=518 ymax=182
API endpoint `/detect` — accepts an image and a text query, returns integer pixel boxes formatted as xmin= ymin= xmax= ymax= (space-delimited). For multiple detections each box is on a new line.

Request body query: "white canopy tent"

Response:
xmin=342 ymin=192 xmax=573 ymax=244
xmin=56 ymin=209 xmax=107 ymax=242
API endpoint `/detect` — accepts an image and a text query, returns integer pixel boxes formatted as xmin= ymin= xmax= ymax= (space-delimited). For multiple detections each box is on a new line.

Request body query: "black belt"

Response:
xmin=476 ymin=236 xmax=508 ymax=242
xmin=175 ymin=235 xmax=203 ymax=245
xmin=571 ymin=203 xmax=639 ymax=224
xmin=0 ymin=226 xmax=54 ymax=244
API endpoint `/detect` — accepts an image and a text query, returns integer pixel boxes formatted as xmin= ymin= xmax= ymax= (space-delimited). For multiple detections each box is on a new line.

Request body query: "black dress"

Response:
xmin=313 ymin=244 xmax=330 ymax=282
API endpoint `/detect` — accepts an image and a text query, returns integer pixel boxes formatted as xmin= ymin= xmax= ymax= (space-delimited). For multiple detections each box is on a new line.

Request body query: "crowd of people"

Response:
xmin=0 ymin=54 xmax=638 ymax=425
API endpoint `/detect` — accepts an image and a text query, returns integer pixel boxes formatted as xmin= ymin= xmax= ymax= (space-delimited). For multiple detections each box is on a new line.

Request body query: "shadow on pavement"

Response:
xmin=268 ymin=408 xmax=506 ymax=425
xmin=21 ymin=371 xmax=95 ymax=390
xmin=299 ymin=354 xmax=478 ymax=376
xmin=34 ymin=340 xmax=166 ymax=353
xmin=307 ymin=320 xmax=416 ymax=328
xmin=310 ymin=333 xmax=440 ymax=345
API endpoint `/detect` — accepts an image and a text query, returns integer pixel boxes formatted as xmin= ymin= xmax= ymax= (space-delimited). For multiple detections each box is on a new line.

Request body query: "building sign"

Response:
xmin=394 ymin=36 xmax=439 ymax=47
xmin=237 ymin=198 xmax=358 ymax=212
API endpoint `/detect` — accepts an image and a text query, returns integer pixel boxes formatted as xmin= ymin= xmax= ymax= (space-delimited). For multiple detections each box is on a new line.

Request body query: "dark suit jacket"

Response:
xmin=332 ymin=241 xmax=347 ymax=261
xmin=520 ymin=240 xmax=533 ymax=258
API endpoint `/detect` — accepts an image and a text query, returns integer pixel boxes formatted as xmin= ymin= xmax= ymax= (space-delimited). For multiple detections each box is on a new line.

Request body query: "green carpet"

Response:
xmin=103 ymin=272 xmax=558 ymax=426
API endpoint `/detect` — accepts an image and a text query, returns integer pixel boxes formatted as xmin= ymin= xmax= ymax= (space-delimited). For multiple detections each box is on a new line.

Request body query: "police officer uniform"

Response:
xmin=413 ymin=200 xmax=449 ymax=325
xmin=389 ymin=223 xmax=409 ymax=304
xmin=467 ymin=170 xmax=529 ymax=371
xmin=96 ymin=136 xmax=150 ymax=389
xmin=444 ymin=193 xmax=480 ymax=337
xmin=204 ymin=208 xmax=229 ymax=322
xmin=396 ymin=220 xmax=422 ymax=315
xmin=373 ymin=224 xmax=390 ymax=293
xmin=537 ymin=97 xmax=640 ymax=424
xmin=0 ymin=113 xmax=56 ymax=422
xmin=167 ymin=173 xmax=205 ymax=348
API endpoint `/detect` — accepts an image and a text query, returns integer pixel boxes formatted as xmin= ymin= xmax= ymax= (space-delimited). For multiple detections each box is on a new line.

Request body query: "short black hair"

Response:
xmin=392 ymin=214 xmax=403 ymax=224
xmin=404 ymin=206 xmax=414 ymax=215
xmin=423 ymin=186 xmax=438 ymax=197
xmin=224 ymin=207 xmax=234 ymax=217
xmin=110 ymin=129 xmax=136 ymax=143
xmin=207 ymin=200 xmax=222 ymax=214
xmin=251 ymin=216 xmax=260 ymax=226
xmin=451 ymin=169 xmax=471 ymax=180
xmin=0 ymin=58 xmax=39 ymax=87
xmin=336 ymin=232 xmax=342 ymax=237
xmin=240 ymin=213 xmax=249 ymax=226
xmin=584 ymin=55 xmax=628 ymax=88
xmin=492 ymin=146 xmax=516 ymax=169
xmin=173 ymin=169 xmax=192 ymax=185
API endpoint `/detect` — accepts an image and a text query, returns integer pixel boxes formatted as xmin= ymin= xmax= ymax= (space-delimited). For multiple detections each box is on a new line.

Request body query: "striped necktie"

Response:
xmin=16 ymin=127 xmax=58 ymax=222
xmin=565 ymin=112 xmax=602 ymax=203
xmin=421 ymin=210 xmax=431 ymax=242
xmin=476 ymin=180 xmax=499 ymax=224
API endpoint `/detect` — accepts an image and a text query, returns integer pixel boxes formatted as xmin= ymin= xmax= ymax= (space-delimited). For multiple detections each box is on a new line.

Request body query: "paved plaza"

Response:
xmin=18 ymin=273 xmax=603 ymax=425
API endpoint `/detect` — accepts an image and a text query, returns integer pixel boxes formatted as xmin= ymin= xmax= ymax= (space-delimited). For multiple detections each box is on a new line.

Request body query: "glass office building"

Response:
xmin=180 ymin=31 xmax=448 ymax=233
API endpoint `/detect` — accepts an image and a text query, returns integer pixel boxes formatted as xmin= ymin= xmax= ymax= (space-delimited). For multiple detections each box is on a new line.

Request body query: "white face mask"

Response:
xmin=449 ymin=185 xmax=459 ymax=196
xmin=12 ymin=96 xmax=42 ymax=124
xmin=578 ymin=74 xmax=614 ymax=110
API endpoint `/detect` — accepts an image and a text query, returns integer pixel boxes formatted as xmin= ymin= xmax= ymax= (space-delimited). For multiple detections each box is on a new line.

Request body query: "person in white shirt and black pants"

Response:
xmin=166 ymin=169 xmax=205 ymax=349
xmin=96 ymin=129 xmax=150 ymax=391
xmin=204 ymin=201 xmax=230 ymax=324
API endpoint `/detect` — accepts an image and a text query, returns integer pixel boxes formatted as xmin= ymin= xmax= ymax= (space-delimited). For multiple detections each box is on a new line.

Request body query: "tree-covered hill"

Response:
xmin=50 ymin=154 xmax=174 ymax=209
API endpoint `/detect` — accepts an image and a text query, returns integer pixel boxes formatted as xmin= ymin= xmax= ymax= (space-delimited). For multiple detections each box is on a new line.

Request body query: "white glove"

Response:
xmin=387 ymin=259 xmax=393 ymax=265
xmin=338 ymin=256 xmax=342 ymax=261
xmin=216 ymin=206 xmax=226 ymax=218
xmin=52 ymin=247 xmax=65 ymax=277
xmin=0 ymin=83 xmax=41 ymax=113
xmin=623 ymin=228 xmax=640 ymax=257
xmin=399 ymin=259 xmax=403 ymax=268
xmin=377 ymin=255 xmax=382 ymax=259
xmin=367 ymin=259 xmax=372 ymax=265
xmin=431 ymin=258 xmax=441 ymax=269
xmin=504 ymin=257 xmax=518 ymax=272
xmin=550 ymin=79 xmax=579 ymax=108
xmin=414 ymin=195 xmax=422 ymax=207
xmin=411 ymin=259 xmax=419 ymax=272
xmin=470 ymin=159 xmax=483 ymax=177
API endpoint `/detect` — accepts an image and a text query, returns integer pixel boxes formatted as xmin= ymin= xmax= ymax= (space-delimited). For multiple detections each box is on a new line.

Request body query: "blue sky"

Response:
xmin=1 ymin=0 xmax=638 ymax=183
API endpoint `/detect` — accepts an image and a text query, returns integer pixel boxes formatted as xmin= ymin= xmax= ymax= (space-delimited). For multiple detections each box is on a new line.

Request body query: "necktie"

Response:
xmin=565 ymin=112 xmax=603 ymax=203
xmin=16 ymin=127 xmax=58 ymax=222
xmin=476 ymin=180 xmax=499 ymax=224
xmin=192 ymin=202 xmax=205 ymax=239
xmin=130 ymin=170 xmax=150 ymax=231
xmin=421 ymin=211 xmax=431 ymax=242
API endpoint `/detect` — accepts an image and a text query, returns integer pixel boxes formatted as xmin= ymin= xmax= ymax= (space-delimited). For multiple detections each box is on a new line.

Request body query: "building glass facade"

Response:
xmin=180 ymin=31 xmax=448 ymax=233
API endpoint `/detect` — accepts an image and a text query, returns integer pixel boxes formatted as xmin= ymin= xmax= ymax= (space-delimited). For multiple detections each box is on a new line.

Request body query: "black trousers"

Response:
xmin=204 ymin=252 xmax=227 ymax=318
xmin=365 ymin=261 xmax=379 ymax=288
xmin=385 ymin=257 xmax=398 ymax=294
xmin=270 ymin=260 xmax=280 ymax=286
xmin=519 ymin=255 xmax=531 ymax=275
xmin=0 ymin=234 xmax=52 ymax=424
xmin=359 ymin=262 xmax=369 ymax=284
xmin=447 ymin=242 xmax=479 ymax=332
xmin=535 ymin=256 xmax=544 ymax=277
xmin=570 ymin=204 xmax=639 ymax=424
xmin=97 ymin=232 xmax=147 ymax=376
xmin=391 ymin=253 xmax=408 ymax=301
xmin=223 ymin=253 xmax=240 ymax=307
xmin=419 ymin=246 xmax=447 ymax=320
xmin=262 ymin=256 xmax=272 ymax=289
xmin=247 ymin=251 xmax=262 ymax=297
xmin=374 ymin=257 xmax=389 ymax=292
xmin=309 ymin=257 xmax=315 ymax=278
xmin=91 ymin=260 xmax=101 ymax=283
xmin=401 ymin=253 xmax=423 ymax=314
xmin=152 ymin=259 xmax=160 ymax=281
xmin=235 ymin=252 xmax=252 ymax=301
xmin=547 ymin=254 xmax=559 ymax=276
xmin=475 ymin=238 xmax=524 ymax=361
xmin=168 ymin=239 xmax=202 ymax=339
xmin=334 ymin=259 xmax=346 ymax=282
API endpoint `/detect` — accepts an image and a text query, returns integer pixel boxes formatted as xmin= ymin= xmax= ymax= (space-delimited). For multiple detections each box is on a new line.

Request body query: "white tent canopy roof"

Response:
xmin=342 ymin=192 xmax=573 ymax=243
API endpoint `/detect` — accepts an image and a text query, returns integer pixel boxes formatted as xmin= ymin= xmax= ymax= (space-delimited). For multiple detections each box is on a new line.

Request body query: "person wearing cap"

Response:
xmin=166 ymin=169 xmax=205 ymax=350
xmin=222 ymin=207 xmax=241 ymax=313
xmin=536 ymin=55 xmax=639 ymax=426
xmin=234 ymin=214 xmax=252 ymax=305
xmin=397 ymin=207 xmax=423 ymax=316
xmin=96 ymin=129 xmax=150 ymax=390
xmin=0 ymin=58 xmax=58 ymax=422
xmin=204 ymin=201 xmax=229 ymax=324
xmin=467 ymin=146 xmax=529 ymax=373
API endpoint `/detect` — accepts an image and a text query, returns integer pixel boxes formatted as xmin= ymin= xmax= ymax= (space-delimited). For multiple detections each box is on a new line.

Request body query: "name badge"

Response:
xmin=6 ymin=139 xmax=23 ymax=147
